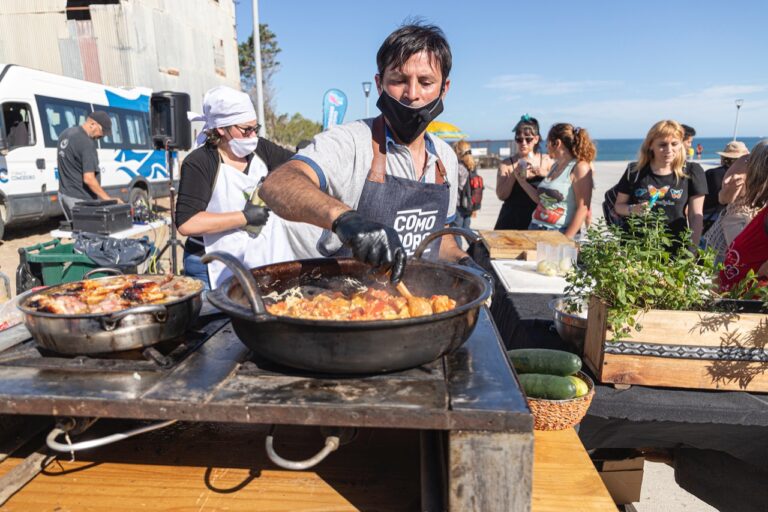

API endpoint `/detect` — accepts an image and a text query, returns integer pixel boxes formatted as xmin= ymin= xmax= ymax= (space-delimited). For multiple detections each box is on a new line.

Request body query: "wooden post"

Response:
xmin=449 ymin=430 xmax=533 ymax=512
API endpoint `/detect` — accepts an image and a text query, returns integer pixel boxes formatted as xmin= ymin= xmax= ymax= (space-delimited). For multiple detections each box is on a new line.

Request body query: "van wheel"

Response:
xmin=130 ymin=187 xmax=149 ymax=207
xmin=129 ymin=188 xmax=150 ymax=222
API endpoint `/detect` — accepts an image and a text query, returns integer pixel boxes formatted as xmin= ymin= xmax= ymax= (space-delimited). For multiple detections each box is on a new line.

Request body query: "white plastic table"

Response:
xmin=50 ymin=218 xmax=169 ymax=240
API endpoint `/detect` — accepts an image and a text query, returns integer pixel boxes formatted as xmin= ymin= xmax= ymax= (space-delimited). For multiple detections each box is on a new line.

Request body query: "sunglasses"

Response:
xmin=233 ymin=124 xmax=260 ymax=137
xmin=515 ymin=136 xmax=535 ymax=144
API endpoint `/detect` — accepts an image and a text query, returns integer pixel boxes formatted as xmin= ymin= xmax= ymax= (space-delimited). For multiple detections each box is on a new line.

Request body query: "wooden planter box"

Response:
xmin=584 ymin=296 xmax=768 ymax=392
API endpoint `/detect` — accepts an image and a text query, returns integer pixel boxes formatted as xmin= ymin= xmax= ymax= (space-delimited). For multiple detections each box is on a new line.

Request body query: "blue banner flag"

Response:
xmin=322 ymin=89 xmax=348 ymax=130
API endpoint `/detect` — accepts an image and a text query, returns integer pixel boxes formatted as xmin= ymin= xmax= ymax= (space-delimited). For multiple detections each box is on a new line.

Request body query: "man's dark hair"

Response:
xmin=681 ymin=124 xmax=696 ymax=138
xmin=376 ymin=23 xmax=452 ymax=83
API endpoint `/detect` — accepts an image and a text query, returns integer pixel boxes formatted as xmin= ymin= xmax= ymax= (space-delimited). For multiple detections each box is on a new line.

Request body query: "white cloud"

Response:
xmin=485 ymin=73 xmax=622 ymax=98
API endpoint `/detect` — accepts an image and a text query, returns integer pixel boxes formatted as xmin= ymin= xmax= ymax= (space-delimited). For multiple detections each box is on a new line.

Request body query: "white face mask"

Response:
xmin=227 ymin=136 xmax=259 ymax=158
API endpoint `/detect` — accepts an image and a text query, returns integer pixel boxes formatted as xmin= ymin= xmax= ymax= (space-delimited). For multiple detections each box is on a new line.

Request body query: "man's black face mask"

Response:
xmin=376 ymin=90 xmax=444 ymax=144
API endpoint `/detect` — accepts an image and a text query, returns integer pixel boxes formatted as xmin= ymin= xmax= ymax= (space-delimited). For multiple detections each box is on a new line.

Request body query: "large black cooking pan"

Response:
xmin=204 ymin=228 xmax=491 ymax=374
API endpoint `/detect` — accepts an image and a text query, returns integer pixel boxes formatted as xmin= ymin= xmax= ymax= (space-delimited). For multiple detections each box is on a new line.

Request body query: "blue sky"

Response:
xmin=235 ymin=0 xmax=767 ymax=140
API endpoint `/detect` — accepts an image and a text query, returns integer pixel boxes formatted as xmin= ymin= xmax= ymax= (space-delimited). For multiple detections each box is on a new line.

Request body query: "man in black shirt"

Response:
xmin=56 ymin=111 xmax=122 ymax=219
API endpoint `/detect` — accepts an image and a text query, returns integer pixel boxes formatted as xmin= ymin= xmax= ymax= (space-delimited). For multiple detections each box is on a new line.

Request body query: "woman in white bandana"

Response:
xmin=176 ymin=86 xmax=295 ymax=289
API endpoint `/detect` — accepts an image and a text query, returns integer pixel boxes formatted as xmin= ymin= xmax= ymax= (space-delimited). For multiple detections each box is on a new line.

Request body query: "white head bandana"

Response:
xmin=187 ymin=85 xmax=257 ymax=147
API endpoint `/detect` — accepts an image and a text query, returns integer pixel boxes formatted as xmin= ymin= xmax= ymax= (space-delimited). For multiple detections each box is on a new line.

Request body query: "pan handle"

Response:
xmin=201 ymin=251 xmax=266 ymax=315
xmin=84 ymin=267 xmax=124 ymax=279
xmin=101 ymin=304 xmax=168 ymax=331
xmin=413 ymin=227 xmax=481 ymax=260
xmin=265 ymin=425 xmax=340 ymax=471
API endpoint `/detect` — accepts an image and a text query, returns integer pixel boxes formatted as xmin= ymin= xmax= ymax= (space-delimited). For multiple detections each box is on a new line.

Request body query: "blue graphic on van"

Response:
xmin=105 ymin=90 xmax=150 ymax=112
xmin=114 ymin=150 xmax=169 ymax=179
xmin=0 ymin=168 xmax=7 ymax=183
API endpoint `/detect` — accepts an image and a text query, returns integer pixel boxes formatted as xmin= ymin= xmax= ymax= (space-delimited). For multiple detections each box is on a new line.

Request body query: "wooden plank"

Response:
xmin=614 ymin=309 xmax=768 ymax=348
xmin=479 ymin=230 xmax=534 ymax=259
xmin=479 ymin=230 xmax=575 ymax=260
xmin=0 ymin=424 xmax=422 ymax=511
xmin=584 ymin=296 xmax=607 ymax=378
xmin=532 ymin=428 xmax=616 ymax=512
xmin=0 ymin=450 xmax=53 ymax=506
xmin=601 ymin=352 xmax=768 ymax=391
xmin=449 ymin=430 xmax=533 ymax=512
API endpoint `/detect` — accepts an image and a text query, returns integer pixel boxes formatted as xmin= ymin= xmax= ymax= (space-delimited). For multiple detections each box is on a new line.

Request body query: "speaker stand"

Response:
xmin=154 ymin=146 xmax=183 ymax=275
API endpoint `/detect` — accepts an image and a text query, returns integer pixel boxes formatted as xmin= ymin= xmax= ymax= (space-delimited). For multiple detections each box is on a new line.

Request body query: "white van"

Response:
xmin=0 ymin=64 xmax=172 ymax=239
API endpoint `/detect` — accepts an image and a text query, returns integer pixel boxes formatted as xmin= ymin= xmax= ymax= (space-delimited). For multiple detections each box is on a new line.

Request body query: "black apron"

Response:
xmin=337 ymin=116 xmax=450 ymax=259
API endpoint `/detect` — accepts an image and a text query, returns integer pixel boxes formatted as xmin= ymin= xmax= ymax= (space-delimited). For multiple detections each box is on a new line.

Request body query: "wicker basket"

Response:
xmin=526 ymin=371 xmax=595 ymax=431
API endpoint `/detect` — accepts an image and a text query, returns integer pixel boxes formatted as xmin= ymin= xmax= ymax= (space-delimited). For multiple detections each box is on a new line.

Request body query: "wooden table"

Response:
xmin=532 ymin=428 xmax=616 ymax=511
xmin=0 ymin=424 xmax=614 ymax=511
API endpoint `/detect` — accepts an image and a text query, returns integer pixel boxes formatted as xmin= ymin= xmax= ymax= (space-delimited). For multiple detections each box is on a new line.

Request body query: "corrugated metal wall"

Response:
xmin=1 ymin=0 xmax=240 ymax=114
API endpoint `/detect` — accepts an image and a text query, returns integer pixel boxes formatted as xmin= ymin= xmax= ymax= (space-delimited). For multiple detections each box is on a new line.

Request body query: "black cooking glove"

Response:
xmin=458 ymin=255 xmax=495 ymax=291
xmin=242 ymin=202 xmax=270 ymax=226
xmin=332 ymin=210 xmax=406 ymax=283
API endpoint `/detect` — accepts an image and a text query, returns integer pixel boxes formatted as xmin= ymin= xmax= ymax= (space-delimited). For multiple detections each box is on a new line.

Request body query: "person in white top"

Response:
xmin=176 ymin=86 xmax=299 ymax=289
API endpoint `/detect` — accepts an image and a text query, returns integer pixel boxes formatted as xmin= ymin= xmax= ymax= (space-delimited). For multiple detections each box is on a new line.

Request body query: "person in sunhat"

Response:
xmin=702 ymin=140 xmax=750 ymax=231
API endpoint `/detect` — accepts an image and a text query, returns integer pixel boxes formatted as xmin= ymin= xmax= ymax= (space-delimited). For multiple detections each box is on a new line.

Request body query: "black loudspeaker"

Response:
xmin=150 ymin=91 xmax=191 ymax=150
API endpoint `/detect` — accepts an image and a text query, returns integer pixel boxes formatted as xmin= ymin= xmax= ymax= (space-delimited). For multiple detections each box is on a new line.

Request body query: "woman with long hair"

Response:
xmin=514 ymin=123 xmax=595 ymax=239
xmin=614 ymin=120 xmax=707 ymax=247
xmin=719 ymin=140 xmax=768 ymax=291
xmin=494 ymin=115 xmax=553 ymax=229
xmin=452 ymin=139 xmax=476 ymax=234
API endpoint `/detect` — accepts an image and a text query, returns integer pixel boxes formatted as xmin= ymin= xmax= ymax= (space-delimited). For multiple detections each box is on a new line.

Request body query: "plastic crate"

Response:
xmin=15 ymin=239 xmax=110 ymax=293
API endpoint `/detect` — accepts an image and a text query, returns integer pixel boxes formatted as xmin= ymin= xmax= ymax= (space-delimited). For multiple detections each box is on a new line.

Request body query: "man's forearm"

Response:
xmin=260 ymin=162 xmax=350 ymax=229
xmin=83 ymin=175 xmax=111 ymax=200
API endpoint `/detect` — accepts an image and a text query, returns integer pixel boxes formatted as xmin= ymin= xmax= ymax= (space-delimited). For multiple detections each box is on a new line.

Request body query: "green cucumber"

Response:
xmin=507 ymin=348 xmax=582 ymax=376
xmin=518 ymin=373 xmax=577 ymax=400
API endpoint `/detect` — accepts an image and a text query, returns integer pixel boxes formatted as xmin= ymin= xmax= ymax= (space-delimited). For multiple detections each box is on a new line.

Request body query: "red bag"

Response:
xmin=460 ymin=170 xmax=484 ymax=213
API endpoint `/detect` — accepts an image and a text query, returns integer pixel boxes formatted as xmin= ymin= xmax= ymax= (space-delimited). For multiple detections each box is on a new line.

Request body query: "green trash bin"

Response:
xmin=15 ymin=239 xmax=110 ymax=293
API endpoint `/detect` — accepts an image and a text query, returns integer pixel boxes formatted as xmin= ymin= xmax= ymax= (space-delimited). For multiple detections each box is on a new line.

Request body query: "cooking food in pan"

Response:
xmin=24 ymin=275 xmax=204 ymax=315
xmin=266 ymin=287 xmax=456 ymax=320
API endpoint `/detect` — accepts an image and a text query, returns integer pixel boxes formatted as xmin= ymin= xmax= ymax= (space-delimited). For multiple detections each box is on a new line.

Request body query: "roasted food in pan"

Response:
xmin=24 ymin=275 xmax=204 ymax=315
xmin=266 ymin=287 xmax=456 ymax=321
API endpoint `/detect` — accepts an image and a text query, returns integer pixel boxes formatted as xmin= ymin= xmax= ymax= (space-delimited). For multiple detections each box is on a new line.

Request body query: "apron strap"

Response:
xmin=367 ymin=115 xmax=447 ymax=185
xmin=368 ymin=116 xmax=388 ymax=183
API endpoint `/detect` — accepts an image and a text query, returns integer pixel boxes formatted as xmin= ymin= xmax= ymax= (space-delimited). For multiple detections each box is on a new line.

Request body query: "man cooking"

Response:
xmin=260 ymin=23 xmax=489 ymax=284
xmin=57 ymin=111 xmax=122 ymax=220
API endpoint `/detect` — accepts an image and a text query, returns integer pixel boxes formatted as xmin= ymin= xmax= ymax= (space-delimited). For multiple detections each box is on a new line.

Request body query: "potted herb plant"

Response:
xmin=561 ymin=210 xmax=768 ymax=392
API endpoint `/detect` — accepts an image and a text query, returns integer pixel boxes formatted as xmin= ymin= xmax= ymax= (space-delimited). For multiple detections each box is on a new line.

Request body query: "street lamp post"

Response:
xmin=362 ymin=82 xmax=372 ymax=118
xmin=733 ymin=99 xmax=744 ymax=141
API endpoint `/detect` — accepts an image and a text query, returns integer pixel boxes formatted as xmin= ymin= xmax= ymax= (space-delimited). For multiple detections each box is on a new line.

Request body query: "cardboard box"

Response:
xmin=595 ymin=456 xmax=644 ymax=505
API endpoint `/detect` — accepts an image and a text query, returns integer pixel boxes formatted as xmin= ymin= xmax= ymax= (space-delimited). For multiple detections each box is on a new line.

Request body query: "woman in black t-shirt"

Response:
xmin=614 ymin=120 xmax=707 ymax=246
xmin=494 ymin=115 xmax=553 ymax=229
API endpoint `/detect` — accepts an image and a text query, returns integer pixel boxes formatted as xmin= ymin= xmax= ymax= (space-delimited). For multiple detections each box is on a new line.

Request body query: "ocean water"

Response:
xmin=594 ymin=137 xmax=764 ymax=162
xmin=469 ymin=136 xmax=765 ymax=162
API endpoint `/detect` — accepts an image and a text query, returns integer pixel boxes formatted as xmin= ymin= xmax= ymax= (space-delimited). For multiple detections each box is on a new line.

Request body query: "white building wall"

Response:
xmin=0 ymin=0 xmax=241 ymax=113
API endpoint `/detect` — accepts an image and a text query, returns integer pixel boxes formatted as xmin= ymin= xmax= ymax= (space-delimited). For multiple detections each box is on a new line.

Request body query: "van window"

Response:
xmin=35 ymin=95 xmax=90 ymax=148
xmin=101 ymin=111 xmax=124 ymax=146
xmin=2 ymin=102 xmax=35 ymax=149
xmin=97 ymin=107 xmax=151 ymax=150
xmin=125 ymin=112 xmax=150 ymax=147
